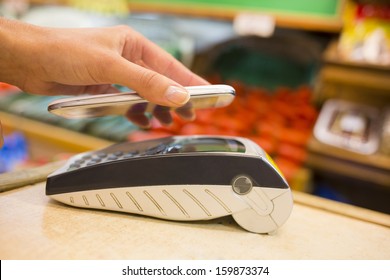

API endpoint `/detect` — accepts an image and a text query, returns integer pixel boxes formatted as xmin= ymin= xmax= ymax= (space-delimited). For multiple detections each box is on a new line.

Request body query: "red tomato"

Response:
xmin=276 ymin=143 xmax=307 ymax=164
xmin=248 ymin=136 xmax=276 ymax=155
xmin=195 ymin=109 xmax=216 ymax=124
xmin=128 ymin=130 xmax=173 ymax=142
xmin=273 ymin=157 xmax=300 ymax=182
xmin=179 ymin=123 xmax=209 ymax=135
xmin=278 ymin=127 xmax=311 ymax=147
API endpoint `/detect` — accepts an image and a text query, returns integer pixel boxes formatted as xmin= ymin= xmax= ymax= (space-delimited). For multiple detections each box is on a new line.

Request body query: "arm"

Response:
xmin=0 ymin=17 xmax=208 ymax=105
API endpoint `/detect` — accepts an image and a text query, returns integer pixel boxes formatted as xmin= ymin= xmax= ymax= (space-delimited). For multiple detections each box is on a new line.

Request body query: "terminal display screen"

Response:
xmin=168 ymin=137 xmax=246 ymax=153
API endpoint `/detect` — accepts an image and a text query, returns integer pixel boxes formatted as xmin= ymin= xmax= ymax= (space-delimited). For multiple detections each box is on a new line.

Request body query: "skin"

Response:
xmin=0 ymin=18 xmax=209 ymax=147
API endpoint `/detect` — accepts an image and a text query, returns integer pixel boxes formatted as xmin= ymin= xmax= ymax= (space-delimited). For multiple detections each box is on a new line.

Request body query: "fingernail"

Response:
xmin=164 ymin=86 xmax=190 ymax=106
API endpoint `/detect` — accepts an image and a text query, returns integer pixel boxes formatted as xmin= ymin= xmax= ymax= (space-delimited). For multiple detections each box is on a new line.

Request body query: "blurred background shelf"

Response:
xmin=307 ymin=136 xmax=390 ymax=187
xmin=0 ymin=111 xmax=113 ymax=159
xmin=316 ymin=41 xmax=390 ymax=105
xmin=129 ymin=0 xmax=344 ymax=32
xmin=323 ymin=41 xmax=390 ymax=71
xmin=27 ymin=0 xmax=344 ymax=32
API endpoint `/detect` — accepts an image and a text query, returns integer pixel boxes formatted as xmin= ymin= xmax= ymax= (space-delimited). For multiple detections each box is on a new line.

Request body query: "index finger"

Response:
xmin=131 ymin=32 xmax=209 ymax=86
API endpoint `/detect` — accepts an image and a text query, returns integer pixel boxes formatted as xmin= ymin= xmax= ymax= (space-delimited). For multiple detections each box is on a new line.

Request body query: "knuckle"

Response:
xmin=114 ymin=24 xmax=133 ymax=33
xmin=139 ymin=71 xmax=160 ymax=88
xmin=94 ymin=54 xmax=116 ymax=81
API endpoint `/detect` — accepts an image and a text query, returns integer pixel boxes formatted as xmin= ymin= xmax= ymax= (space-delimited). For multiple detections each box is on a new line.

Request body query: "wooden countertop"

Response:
xmin=0 ymin=181 xmax=389 ymax=260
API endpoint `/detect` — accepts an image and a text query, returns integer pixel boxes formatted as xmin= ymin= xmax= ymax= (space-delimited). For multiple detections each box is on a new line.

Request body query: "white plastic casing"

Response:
xmin=47 ymin=136 xmax=293 ymax=234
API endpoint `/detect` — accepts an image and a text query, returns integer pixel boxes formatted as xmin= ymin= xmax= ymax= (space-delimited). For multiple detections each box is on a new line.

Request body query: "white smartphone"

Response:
xmin=47 ymin=85 xmax=235 ymax=119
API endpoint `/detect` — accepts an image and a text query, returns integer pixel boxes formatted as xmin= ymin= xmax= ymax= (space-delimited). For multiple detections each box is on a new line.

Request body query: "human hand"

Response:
xmin=0 ymin=18 xmax=209 ymax=127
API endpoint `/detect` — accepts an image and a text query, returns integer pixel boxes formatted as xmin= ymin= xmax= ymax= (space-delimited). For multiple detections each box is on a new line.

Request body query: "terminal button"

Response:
xmin=232 ymin=176 xmax=253 ymax=195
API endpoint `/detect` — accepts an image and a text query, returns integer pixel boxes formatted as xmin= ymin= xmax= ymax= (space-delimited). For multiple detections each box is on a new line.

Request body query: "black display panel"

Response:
xmin=168 ymin=138 xmax=246 ymax=153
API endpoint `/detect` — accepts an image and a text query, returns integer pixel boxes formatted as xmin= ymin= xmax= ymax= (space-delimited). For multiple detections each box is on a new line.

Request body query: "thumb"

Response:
xmin=108 ymin=57 xmax=190 ymax=107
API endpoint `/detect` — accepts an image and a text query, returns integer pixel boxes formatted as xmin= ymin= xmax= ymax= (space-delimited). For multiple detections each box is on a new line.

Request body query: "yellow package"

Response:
xmin=338 ymin=0 xmax=390 ymax=65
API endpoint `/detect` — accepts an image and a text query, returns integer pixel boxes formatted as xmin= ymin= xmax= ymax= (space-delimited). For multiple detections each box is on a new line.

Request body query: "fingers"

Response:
xmin=108 ymin=56 xmax=191 ymax=107
xmin=86 ymin=85 xmax=120 ymax=94
xmin=153 ymin=106 xmax=172 ymax=126
xmin=109 ymin=29 xmax=209 ymax=107
xmin=91 ymin=27 xmax=208 ymax=118
xmin=126 ymin=102 xmax=195 ymax=128
xmin=125 ymin=103 xmax=151 ymax=128
xmin=126 ymin=104 xmax=174 ymax=128
xmin=35 ymin=83 xmax=119 ymax=96
xmin=175 ymin=102 xmax=195 ymax=121
xmin=122 ymin=29 xmax=209 ymax=87
xmin=127 ymin=113 xmax=151 ymax=129
xmin=135 ymin=34 xmax=209 ymax=86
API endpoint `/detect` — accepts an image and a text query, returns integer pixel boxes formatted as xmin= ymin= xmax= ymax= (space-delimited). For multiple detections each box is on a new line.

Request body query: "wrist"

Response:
xmin=0 ymin=18 xmax=46 ymax=87
xmin=0 ymin=18 xmax=16 ymax=85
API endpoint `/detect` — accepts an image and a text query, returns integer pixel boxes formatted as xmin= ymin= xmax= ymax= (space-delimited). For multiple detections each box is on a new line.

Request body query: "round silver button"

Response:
xmin=232 ymin=176 xmax=253 ymax=195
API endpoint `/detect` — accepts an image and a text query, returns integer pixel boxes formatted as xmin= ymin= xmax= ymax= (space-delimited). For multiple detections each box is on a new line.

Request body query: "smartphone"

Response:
xmin=47 ymin=85 xmax=235 ymax=119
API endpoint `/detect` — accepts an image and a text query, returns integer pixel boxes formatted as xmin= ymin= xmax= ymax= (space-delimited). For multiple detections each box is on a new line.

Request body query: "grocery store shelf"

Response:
xmin=319 ymin=65 xmax=390 ymax=92
xmin=27 ymin=0 xmax=343 ymax=32
xmin=307 ymin=136 xmax=390 ymax=188
xmin=323 ymin=41 xmax=390 ymax=71
xmin=129 ymin=1 xmax=343 ymax=32
xmin=0 ymin=111 xmax=113 ymax=153
xmin=318 ymin=41 xmax=390 ymax=100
